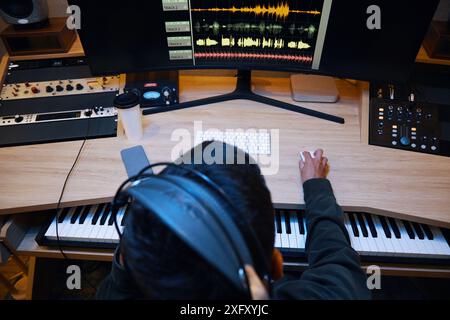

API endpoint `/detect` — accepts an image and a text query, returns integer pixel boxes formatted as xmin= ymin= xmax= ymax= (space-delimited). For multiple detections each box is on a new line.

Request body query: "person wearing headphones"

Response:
xmin=96 ymin=142 xmax=370 ymax=300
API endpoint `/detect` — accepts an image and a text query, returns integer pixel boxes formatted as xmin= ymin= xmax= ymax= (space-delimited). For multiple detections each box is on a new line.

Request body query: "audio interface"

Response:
xmin=0 ymin=57 xmax=119 ymax=147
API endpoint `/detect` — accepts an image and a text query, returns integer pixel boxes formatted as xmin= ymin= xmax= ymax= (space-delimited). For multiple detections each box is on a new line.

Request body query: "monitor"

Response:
xmin=70 ymin=0 xmax=438 ymax=81
xmin=69 ymin=0 xmax=439 ymax=123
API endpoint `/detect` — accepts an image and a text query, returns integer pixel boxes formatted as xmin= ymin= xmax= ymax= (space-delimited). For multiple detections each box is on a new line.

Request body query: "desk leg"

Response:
xmin=25 ymin=257 xmax=36 ymax=300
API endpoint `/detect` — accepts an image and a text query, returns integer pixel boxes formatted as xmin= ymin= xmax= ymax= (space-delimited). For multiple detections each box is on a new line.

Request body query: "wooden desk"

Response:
xmin=0 ymin=72 xmax=450 ymax=228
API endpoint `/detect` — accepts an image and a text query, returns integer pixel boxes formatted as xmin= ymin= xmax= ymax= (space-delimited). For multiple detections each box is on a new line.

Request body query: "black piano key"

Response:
xmin=70 ymin=206 xmax=84 ymax=224
xmin=348 ymin=213 xmax=360 ymax=237
xmin=364 ymin=213 xmax=377 ymax=238
xmin=121 ymin=205 xmax=129 ymax=227
xmin=378 ymin=216 xmax=392 ymax=238
xmin=297 ymin=212 xmax=305 ymax=235
xmin=402 ymin=220 xmax=415 ymax=239
xmin=275 ymin=211 xmax=282 ymax=234
xmin=57 ymin=207 xmax=70 ymax=223
xmin=411 ymin=222 xmax=425 ymax=240
xmin=388 ymin=218 xmax=401 ymax=239
xmin=100 ymin=203 xmax=112 ymax=226
xmin=78 ymin=205 xmax=91 ymax=224
xmin=356 ymin=213 xmax=369 ymax=237
xmin=420 ymin=224 xmax=434 ymax=240
xmin=108 ymin=207 xmax=119 ymax=226
xmin=92 ymin=204 xmax=105 ymax=225
xmin=284 ymin=211 xmax=291 ymax=234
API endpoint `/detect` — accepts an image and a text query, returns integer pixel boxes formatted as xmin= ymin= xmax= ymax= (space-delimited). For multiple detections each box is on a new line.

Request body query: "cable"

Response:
xmin=53 ymin=118 xmax=97 ymax=293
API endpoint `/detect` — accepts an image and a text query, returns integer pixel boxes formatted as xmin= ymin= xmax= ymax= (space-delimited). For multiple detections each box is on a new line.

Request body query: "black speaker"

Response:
xmin=0 ymin=0 xmax=49 ymax=27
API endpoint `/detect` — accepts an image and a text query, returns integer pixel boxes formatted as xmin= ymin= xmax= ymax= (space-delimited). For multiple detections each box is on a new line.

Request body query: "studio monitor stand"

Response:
xmin=142 ymin=70 xmax=345 ymax=124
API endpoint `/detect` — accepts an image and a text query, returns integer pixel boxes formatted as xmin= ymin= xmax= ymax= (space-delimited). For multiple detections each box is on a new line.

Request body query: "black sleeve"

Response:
xmin=272 ymin=179 xmax=371 ymax=300
xmin=95 ymin=248 xmax=141 ymax=300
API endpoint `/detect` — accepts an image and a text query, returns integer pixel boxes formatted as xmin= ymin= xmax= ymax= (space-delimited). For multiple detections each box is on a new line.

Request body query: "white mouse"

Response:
xmin=300 ymin=151 xmax=316 ymax=162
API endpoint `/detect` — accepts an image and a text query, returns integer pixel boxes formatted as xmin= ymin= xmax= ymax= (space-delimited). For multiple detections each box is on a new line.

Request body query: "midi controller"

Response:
xmin=0 ymin=57 xmax=120 ymax=147
xmin=369 ymin=78 xmax=450 ymax=157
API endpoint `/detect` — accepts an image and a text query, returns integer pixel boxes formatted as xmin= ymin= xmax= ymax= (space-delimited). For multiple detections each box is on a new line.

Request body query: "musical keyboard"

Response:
xmin=37 ymin=203 xmax=450 ymax=264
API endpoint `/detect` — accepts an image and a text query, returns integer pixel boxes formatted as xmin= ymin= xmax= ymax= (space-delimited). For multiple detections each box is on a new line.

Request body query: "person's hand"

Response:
xmin=299 ymin=149 xmax=329 ymax=184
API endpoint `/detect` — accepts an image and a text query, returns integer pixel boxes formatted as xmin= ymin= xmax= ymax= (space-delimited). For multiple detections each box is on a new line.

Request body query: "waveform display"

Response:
xmin=194 ymin=51 xmax=313 ymax=63
xmin=196 ymin=36 xmax=311 ymax=50
xmin=191 ymin=3 xmax=321 ymax=20
xmin=194 ymin=21 xmax=284 ymax=35
xmin=196 ymin=37 xmax=219 ymax=46
xmin=289 ymin=24 xmax=317 ymax=38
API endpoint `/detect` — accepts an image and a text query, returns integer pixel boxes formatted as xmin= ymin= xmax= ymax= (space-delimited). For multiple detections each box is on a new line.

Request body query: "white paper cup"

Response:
xmin=114 ymin=92 xmax=143 ymax=141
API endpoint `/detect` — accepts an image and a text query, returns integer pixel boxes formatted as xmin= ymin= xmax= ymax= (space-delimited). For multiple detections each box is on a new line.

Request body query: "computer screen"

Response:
xmin=70 ymin=0 xmax=438 ymax=81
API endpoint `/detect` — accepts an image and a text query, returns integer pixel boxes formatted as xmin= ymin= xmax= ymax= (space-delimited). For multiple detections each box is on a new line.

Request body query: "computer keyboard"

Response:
xmin=195 ymin=130 xmax=271 ymax=155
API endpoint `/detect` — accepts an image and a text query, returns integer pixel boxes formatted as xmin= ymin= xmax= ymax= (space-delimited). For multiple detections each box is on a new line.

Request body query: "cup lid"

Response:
xmin=114 ymin=92 xmax=140 ymax=109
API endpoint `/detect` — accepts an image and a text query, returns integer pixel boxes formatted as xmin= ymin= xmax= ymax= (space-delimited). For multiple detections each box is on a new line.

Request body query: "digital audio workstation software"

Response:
xmin=162 ymin=0 xmax=331 ymax=71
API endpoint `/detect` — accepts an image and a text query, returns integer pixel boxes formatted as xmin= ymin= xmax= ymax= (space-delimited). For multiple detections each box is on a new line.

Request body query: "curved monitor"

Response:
xmin=70 ymin=0 xmax=438 ymax=82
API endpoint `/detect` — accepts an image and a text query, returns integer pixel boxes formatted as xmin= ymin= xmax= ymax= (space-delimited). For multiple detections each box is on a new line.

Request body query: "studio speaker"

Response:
xmin=0 ymin=0 xmax=49 ymax=27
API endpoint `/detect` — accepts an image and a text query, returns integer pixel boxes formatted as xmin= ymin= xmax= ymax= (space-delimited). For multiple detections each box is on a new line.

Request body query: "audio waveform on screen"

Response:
xmin=195 ymin=36 xmax=311 ymax=50
xmin=190 ymin=3 xmax=321 ymax=20
xmin=194 ymin=51 xmax=314 ymax=63
xmin=194 ymin=21 xmax=284 ymax=35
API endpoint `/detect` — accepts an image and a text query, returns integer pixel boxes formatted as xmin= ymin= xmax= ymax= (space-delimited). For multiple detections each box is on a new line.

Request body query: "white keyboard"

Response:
xmin=40 ymin=204 xmax=450 ymax=262
xmin=195 ymin=131 xmax=271 ymax=155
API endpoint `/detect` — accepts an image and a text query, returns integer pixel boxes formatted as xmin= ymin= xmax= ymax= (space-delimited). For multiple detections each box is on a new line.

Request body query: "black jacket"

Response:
xmin=96 ymin=178 xmax=371 ymax=300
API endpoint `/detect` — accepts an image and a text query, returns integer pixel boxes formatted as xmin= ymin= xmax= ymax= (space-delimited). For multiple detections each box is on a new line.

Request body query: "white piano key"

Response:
xmin=288 ymin=211 xmax=299 ymax=249
xmin=344 ymin=214 xmax=361 ymax=252
xmin=280 ymin=212 xmax=290 ymax=249
xmin=78 ymin=205 xmax=97 ymax=240
xmin=361 ymin=214 xmax=380 ymax=256
xmin=372 ymin=215 xmax=397 ymax=255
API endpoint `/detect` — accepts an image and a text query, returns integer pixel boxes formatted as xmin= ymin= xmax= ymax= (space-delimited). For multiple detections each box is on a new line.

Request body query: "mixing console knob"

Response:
xmin=66 ymin=84 xmax=74 ymax=91
xmin=76 ymin=84 xmax=84 ymax=91
xmin=46 ymin=86 xmax=54 ymax=93
xmin=400 ymin=136 xmax=410 ymax=146
xmin=31 ymin=87 xmax=40 ymax=94
xmin=56 ymin=85 xmax=64 ymax=92
xmin=84 ymin=109 xmax=93 ymax=117
xmin=14 ymin=115 xmax=24 ymax=123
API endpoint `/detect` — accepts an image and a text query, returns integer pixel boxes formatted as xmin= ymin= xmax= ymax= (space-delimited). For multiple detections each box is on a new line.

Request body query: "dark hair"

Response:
xmin=122 ymin=142 xmax=274 ymax=299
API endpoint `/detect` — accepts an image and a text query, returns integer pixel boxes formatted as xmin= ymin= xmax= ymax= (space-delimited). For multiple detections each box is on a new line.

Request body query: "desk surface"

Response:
xmin=0 ymin=72 xmax=450 ymax=228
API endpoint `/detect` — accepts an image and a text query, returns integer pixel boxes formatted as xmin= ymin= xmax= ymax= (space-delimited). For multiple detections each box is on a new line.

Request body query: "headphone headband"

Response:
xmin=112 ymin=161 xmax=271 ymax=296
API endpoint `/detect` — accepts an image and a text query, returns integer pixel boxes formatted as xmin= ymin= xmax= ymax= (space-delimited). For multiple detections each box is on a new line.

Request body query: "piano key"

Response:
xmin=99 ymin=203 xmax=112 ymax=226
xmin=274 ymin=213 xmax=281 ymax=248
xmin=92 ymin=203 xmax=105 ymax=225
xmin=275 ymin=211 xmax=282 ymax=234
xmin=361 ymin=214 xmax=380 ymax=255
xmin=378 ymin=216 xmax=392 ymax=239
xmin=348 ymin=213 xmax=359 ymax=237
xmin=58 ymin=207 xmax=77 ymax=238
xmin=78 ymin=205 xmax=97 ymax=240
xmin=364 ymin=213 xmax=377 ymax=238
xmin=121 ymin=205 xmax=129 ymax=227
xmin=57 ymin=207 xmax=70 ymax=223
xmin=412 ymin=222 xmax=425 ymax=240
xmin=421 ymin=224 xmax=434 ymax=240
xmin=288 ymin=211 xmax=300 ymax=249
xmin=356 ymin=213 xmax=369 ymax=238
xmin=79 ymin=205 xmax=91 ymax=224
xmin=297 ymin=212 xmax=305 ymax=235
xmin=388 ymin=218 xmax=401 ymax=239
xmin=284 ymin=211 xmax=291 ymax=234
xmin=280 ymin=212 xmax=290 ymax=248
xmin=372 ymin=215 xmax=396 ymax=255
xmin=294 ymin=213 xmax=306 ymax=249
xmin=353 ymin=215 xmax=375 ymax=255
xmin=70 ymin=206 xmax=84 ymax=224
xmin=402 ymin=220 xmax=415 ymax=239
xmin=108 ymin=208 xmax=120 ymax=226
xmin=344 ymin=213 xmax=361 ymax=252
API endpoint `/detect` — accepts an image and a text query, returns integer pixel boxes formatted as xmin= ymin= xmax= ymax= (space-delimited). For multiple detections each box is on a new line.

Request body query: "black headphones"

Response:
xmin=110 ymin=161 xmax=271 ymax=297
